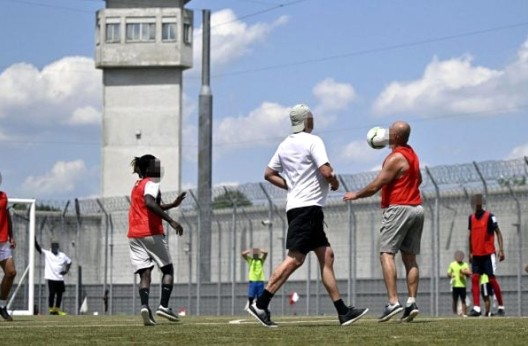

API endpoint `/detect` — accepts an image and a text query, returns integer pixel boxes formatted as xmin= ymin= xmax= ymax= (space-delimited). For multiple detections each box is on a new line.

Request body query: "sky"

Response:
xmin=1 ymin=0 xmax=528 ymax=200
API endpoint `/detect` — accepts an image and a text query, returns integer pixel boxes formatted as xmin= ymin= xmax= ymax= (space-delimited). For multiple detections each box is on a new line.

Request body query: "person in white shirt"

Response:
xmin=247 ymin=104 xmax=368 ymax=328
xmin=35 ymin=239 xmax=72 ymax=315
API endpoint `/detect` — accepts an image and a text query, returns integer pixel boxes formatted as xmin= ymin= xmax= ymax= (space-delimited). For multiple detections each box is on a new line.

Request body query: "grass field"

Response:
xmin=2 ymin=314 xmax=527 ymax=345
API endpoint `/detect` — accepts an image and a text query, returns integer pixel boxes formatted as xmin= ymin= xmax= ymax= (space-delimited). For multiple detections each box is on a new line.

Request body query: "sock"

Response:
xmin=488 ymin=276 xmax=504 ymax=306
xmin=160 ymin=284 xmax=173 ymax=308
xmin=471 ymin=274 xmax=480 ymax=307
xmin=139 ymin=288 xmax=150 ymax=307
xmin=406 ymin=297 xmax=416 ymax=307
xmin=256 ymin=289 xmax=274 ymax=310
xmin=0 ymin=299 xmax=6 ymax=308
xmin=333 ymin=299 xmax=349 ymax=315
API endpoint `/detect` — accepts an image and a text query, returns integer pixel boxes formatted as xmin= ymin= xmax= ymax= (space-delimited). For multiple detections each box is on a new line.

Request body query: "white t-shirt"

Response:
xmin=268 ymin=132 xmax=331 ymax=211
xmin=42 ymin=249 xmax=72 ymax=281
xmin=144 ymin=181 xmax=160 ymax=198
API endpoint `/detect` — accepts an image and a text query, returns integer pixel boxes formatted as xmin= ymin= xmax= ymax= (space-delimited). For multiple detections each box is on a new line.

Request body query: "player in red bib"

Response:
xmin=128 ymin=154 xmax=186 ymax=326
xmin=467 ymin=194 xmax=505 ymax=316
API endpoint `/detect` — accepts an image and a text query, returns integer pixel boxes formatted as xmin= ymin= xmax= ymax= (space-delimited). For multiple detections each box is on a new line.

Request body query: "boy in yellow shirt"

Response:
xmin=447 ymin=250 xmax=472 ymax=316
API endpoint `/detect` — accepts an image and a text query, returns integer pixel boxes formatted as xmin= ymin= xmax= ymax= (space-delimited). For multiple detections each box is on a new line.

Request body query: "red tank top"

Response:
xmin=470 ymin=211 xmax=495 ymax=256
xmin=0 ymin=192 xmax=9 ymax=243
xmin=381 ymin=145 xmax=422 ymax=208
xmin=128 ymin=179 xmax=164 ymax=238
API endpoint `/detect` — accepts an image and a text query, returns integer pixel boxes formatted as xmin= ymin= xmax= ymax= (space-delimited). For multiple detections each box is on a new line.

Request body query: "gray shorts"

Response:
xmin=128 ymin=235 xmax=172 ymax=273
xmin=0 ymin=242 xmax=13 ymax=262
xmin=379 ymin=205 xmax=424 ymax=255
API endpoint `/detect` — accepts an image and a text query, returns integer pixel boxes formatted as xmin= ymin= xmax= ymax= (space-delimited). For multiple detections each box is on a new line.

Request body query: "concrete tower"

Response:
xmin=95 ymin=0 xmax=193 ymax=197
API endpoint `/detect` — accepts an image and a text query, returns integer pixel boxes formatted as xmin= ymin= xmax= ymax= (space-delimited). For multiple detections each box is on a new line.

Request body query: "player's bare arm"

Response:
xmin=260 ymin=249 xmax=268 ymax=261
xmin=319 ymin=163 xmax=339 ymax=191
xmin=7 ymin=211 xmax=15 ymax=249
xmin=343 ymin=153 xmax=405 ymax=201
xmin=144 ymin=195 xmax=183 ymax=236
xmin=161 ymin=191 xmax=187 ymax=211
xmin=495 ymin=227 xmax=505 ymax=261
xmin=264 ymin=167 xmax=288 ymax=190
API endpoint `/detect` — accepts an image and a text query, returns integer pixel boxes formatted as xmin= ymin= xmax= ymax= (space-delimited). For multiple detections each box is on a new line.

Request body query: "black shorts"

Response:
xmin=48 ymin=280 xmax=66 ymax=293
xmin=286 ymin=206 xmax=329 ymax=255
xmin=452 ymin=287 xmax=466 ymax=303
xmin=471 ymin=254 xmax=495 ymax=277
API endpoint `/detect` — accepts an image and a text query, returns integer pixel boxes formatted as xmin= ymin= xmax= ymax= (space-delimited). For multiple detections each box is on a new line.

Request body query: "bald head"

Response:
xmin=390 ymin=121 xmax=411 ymax=145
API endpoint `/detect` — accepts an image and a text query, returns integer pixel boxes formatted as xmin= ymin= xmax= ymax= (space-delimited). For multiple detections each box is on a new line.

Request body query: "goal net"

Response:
xmin=6 ymin=198 xmax=36 ymax=316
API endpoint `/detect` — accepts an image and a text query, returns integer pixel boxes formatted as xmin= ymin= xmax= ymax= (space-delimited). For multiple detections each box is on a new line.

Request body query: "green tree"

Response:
xmin=212 ymin=190 xmax=252 ymax=209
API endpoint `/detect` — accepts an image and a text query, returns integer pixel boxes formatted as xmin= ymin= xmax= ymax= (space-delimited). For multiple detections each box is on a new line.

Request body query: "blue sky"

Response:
xmin=1 ymin=0 xmax=528 ymax=199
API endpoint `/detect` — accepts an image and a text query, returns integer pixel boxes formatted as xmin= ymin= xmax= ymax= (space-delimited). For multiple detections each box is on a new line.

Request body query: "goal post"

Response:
xmin=6 ymin=198 xmax=36 ymax=316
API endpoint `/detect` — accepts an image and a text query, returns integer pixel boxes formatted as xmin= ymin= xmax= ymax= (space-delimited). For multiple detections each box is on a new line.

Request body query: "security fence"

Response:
xmin=8 ymin=157 xmax=528 ymax=317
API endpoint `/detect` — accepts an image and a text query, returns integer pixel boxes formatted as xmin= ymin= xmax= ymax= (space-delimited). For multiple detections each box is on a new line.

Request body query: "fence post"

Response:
xmin=215 ymin=219 xmax=222 ymax=315
xmin=506 ymin=182 xmax=522 ymax=317
xmin=425 ymin=167 xmax=440 ymax=317
xmin=222 ymin=186 xmax=238 ymax=316
xmin=259 ymin=183 xmax=274 ymax=283
xmin=189 ymin=190 xmax=201 ymax=315
xmin=95 ymin=199 xmax=109 ymax=314
xmin=180 ymin=212 xmax=193 ymax=316
xmin=338 ymin=175 xmax=356 ymax=306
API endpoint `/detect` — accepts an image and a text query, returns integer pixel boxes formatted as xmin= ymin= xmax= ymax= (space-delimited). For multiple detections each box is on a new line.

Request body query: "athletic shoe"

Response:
xmin=468 ymin=308 xmax=481 ymax=317
xmin=49 ymin=307 xmax=58 ymax=315
xmin=156 ymin=306 xmax=180 ymax=322
xmin=140 ymin=305 xmax=156 ymax=326
xmin=400 ymin=303 xmax=419 ymax=322
xmin=56 ymin=309 xmax=68 ymax=316
xmin=247 ymin=302 xmax=278 ymax=328
xmin=496 ymin=308 xmax=505 ymax=316
xmin=339 ymin=306 xmax=369 ymax=326
xmin=485 ymin=312 xmax=494 ymax=317
xmin=244 ymin=301 xmax=250 ymax=312
xmin=0 ymin=307 xmax=13 ymax=321
xmin=378 ymin=303 xmax=403 ymax=322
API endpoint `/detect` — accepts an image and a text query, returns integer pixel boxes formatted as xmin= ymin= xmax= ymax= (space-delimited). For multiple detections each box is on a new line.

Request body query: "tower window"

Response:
xmin=183 ymin=22 xmax=192 ymax=45
xmin=162 ymin=23 xmax=177 ymax=42
xmin=126 ymin=22 xmax=156 ymax=42
xmin=105 ymin=23 xmax=121 ymax=43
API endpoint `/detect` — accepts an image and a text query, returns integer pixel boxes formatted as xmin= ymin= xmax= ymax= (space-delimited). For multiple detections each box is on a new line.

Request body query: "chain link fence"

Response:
xmin=8 ymin=157 xmax=528 ymax=317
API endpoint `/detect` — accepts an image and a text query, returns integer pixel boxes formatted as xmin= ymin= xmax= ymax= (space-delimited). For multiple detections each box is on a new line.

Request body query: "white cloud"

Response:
xmin=506 ymin=143 xmax=528 ymax=160
xmin=373 ymin=38 xmax=528 ymax=117
xmin=0 ymin=56 xmax=101 ymax=125
xmin=215 ymin=102 xmax=290 ymax=148
xmin=193 ymin=9 xmax=288 ymax=69
xmin=340 ymin=140 xmax=384 ymax=163
xmin=67 ymin=106 xmax=101 ymax=125
xmin=313 ymin=78 xmax=357 ymax=113
xmin=22 ymin=160 xmax=88 ymax=196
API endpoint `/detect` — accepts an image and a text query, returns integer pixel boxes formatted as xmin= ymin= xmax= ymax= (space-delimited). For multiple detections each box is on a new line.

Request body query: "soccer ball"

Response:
xmin=366 ymin=126 xmax=388 ymax=149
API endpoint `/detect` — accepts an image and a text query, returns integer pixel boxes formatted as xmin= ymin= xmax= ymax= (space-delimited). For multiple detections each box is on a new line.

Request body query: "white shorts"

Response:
xmin=128 ymin=235 xmax=172 ymax=273
xmin=0 ymin=242 xmax=13 ymax=262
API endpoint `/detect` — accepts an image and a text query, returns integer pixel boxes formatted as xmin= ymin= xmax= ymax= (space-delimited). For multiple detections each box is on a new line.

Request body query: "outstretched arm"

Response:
xmin=34 ymin=237 xmax=42 ymax=254
xmin=343 ymin=153 xmax=403 ymax=201
xmin=161 ymin=192 xmax=187 ymax=211
xmin=145 ymin=195 xmax=183 ymax=236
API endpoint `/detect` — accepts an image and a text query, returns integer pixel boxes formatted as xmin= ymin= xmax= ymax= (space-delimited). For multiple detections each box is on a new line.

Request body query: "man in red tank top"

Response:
xmin=128 ymin=154 xmax=186 ymax=326
xmin=0 ymin=175 xmax=16 ymax=322
xmin=343 ymin=121 xmax=424 ymax=323
xmin=467 ymin=194 xmax=505 ymax=317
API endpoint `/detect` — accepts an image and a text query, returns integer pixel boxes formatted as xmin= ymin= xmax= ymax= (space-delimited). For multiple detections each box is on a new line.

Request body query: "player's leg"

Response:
xmin=486 ymin=254 xmax=504 ymax=315
xmin=460 ymin=289 xmax=468 ymax=316
xmin=0 ymin=254 xmax=16 ymax=321
xmin=48 ymin=280 xmax=58 ymax=314
xmin=129 ymin=237 xmax=156 ymax=326
xmin=469 ymin=257 xmax=482 ymax=316
xmin=451 ymin=289 xmax=458 ymax=315
xmin=55 ymin=281 xmax=66 ymax=315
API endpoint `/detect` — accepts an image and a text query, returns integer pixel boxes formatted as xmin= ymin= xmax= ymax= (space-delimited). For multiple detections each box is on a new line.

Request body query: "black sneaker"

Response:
xmin=400 ymin=303 xmax=419 ymax=322
xmin=247 ymin=302 xmax=278 ymax=328
xmin=156 ymin=306 xmax=180 ymax=322
xmin=339 ymin=306 xmax=369 ymax=326
xmin=378 ymin=303 xmax=403 ymax=322
xmin=496 ymin=308 xmax=505 ymax=316
xmin=468 ymin=308 xmax=481 ymax=317
xmin=140 ymin=305 xmax=156 ymax=326
xmin=0 ymin=307 xmax=13 ymax=321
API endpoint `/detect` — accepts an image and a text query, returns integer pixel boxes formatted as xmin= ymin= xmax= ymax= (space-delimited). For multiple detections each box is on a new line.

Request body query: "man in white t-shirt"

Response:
xmin=35 ymin=239 xmax=72 ymax=315
xmin=247 ymin=104 xmax=368 ymax=327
